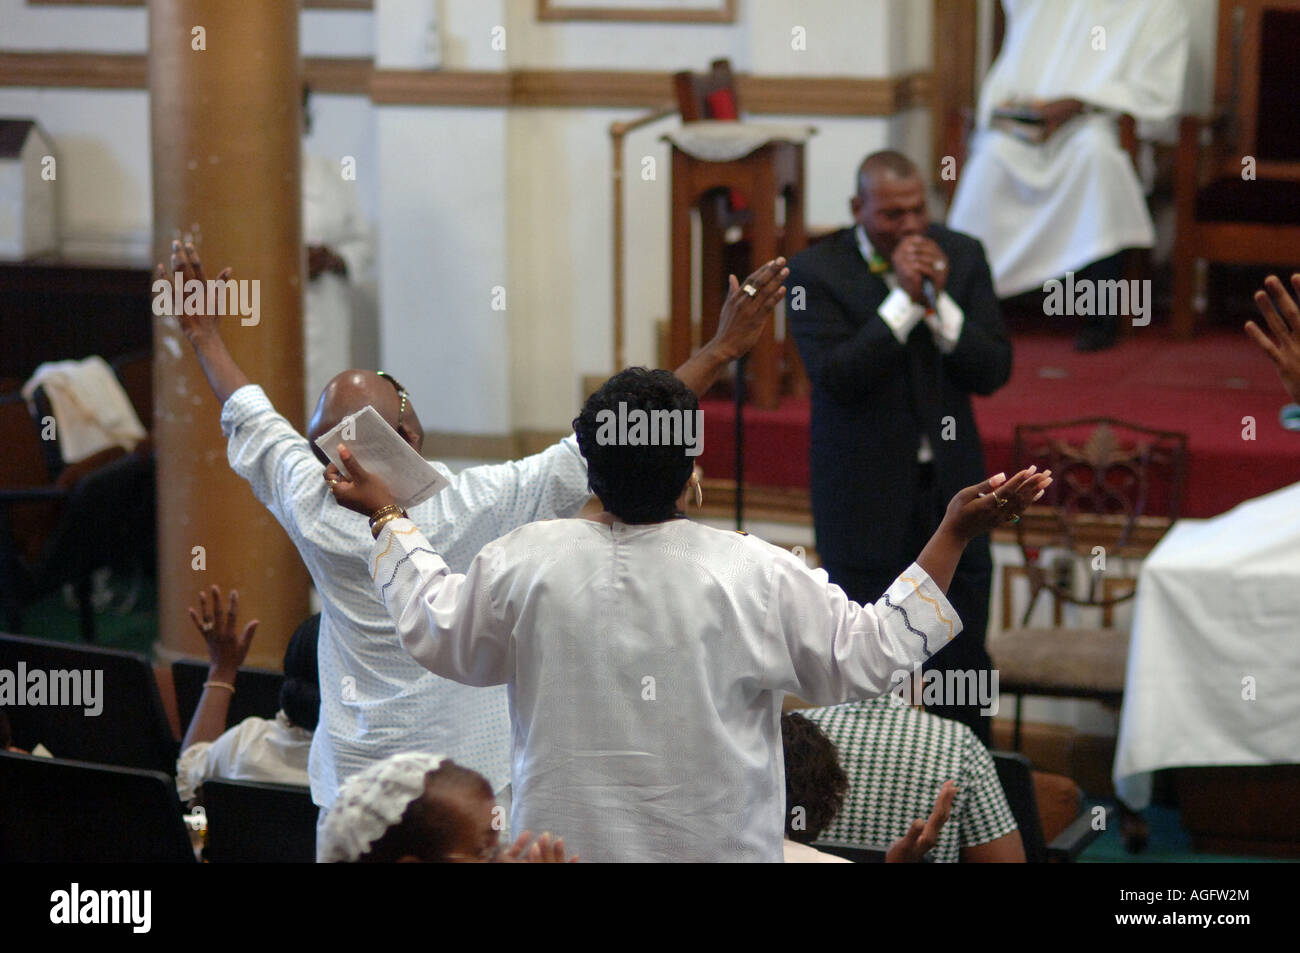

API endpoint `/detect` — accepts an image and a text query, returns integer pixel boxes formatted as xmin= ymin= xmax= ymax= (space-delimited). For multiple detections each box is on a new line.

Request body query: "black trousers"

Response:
xmin=823 ymin=463 xmax=994 ymax=747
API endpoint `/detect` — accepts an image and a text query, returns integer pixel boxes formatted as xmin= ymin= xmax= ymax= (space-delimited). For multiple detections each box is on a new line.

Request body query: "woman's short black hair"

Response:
xmin=573 ymin=367 xmax=698 ymax=523
xmin=280 ymin=614 xmax=321 ymax=732
xmin=781 ymin=711 xmax=849 ymax=844
xmin=357 ymin=761 xmax=494 ymax=863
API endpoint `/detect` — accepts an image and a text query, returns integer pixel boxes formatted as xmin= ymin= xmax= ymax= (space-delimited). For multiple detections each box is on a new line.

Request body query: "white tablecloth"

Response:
xmin=662 ymin=121 xmax=816 ymax=162
xmin=1113 ymin=481 xmax=1300 ymax=808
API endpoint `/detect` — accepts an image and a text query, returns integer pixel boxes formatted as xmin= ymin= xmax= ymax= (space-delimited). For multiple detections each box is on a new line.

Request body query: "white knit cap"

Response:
xmin=319 ymin=752 xmax=446 ymax=863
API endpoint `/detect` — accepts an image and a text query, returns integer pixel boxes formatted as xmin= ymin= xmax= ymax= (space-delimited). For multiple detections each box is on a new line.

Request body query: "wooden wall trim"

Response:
xmin=28 ymin=0 xmax=372 ymax=8
xmin=0 ymin=52 xmax=372 ymax=95
xmin=0 ymin=51 xmax=931 ymax=117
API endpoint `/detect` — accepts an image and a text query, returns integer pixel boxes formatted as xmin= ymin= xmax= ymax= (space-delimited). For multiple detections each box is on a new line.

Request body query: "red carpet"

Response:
xmin=697 ymin=332 xmax=1300 ymax=519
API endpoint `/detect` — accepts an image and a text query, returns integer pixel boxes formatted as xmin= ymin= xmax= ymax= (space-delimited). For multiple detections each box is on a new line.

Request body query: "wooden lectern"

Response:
xmin=666 ymin=125 xmax=811 ymax=410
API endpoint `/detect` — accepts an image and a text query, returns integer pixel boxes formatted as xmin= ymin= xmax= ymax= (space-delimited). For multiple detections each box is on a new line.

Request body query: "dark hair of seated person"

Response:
xmin=0 ymin=708 xmax=12 ymax=749
xmin=279 ymin=614 xmax=321 ymax=732
xmin=358 ymin=762 xmax=496 ymax=863
xmin=782 ymin=711 xmax=849 ymax=844
xmin=573 ymin=367 xmax=698 ymax=524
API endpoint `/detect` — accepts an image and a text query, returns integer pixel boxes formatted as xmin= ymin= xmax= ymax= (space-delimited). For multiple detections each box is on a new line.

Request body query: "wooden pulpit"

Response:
xmin=665 ymin=123 xmax=813 ymax=409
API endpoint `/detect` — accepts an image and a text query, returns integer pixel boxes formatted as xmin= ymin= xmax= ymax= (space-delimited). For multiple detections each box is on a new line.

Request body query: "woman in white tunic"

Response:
xmin=325 ymin=359 xmax=1050 ymax=862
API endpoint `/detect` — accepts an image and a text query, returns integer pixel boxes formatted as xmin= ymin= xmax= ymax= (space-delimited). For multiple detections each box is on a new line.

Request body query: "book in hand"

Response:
xmin=314 ymin=404 xmax=449 ymax=510
xmin=991 ymin=103 xmax=1048 ymax=144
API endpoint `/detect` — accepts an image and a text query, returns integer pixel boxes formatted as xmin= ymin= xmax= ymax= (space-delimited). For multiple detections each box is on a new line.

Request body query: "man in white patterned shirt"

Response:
xmin=164 ymin=242 xmax=790 ymax=852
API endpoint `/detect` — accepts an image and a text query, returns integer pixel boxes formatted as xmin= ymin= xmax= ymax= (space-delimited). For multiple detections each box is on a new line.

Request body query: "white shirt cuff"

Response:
xmin=925 ymin=292 xmax=965 ymax=354
xmin=878 ymin=287 xmax=926 ymax=344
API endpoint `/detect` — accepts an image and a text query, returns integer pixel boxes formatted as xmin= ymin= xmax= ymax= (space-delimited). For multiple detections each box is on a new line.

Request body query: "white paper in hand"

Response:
xmin=314 ymin=405 xmax=449 ymax=510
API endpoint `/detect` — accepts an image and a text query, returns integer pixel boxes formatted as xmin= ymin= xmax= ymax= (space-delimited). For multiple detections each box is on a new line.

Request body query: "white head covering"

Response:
xmin=319 ymin=752 xmax=446 ymax=863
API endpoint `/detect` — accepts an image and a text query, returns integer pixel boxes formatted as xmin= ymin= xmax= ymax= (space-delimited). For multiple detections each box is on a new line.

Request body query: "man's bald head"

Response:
xmin=306 ymin=369 xmax=425 ymax=463
xmin=854 ymin=150 xmax=920 ymax=199
xmin=850 ymin=150 xmax=928 ymax=260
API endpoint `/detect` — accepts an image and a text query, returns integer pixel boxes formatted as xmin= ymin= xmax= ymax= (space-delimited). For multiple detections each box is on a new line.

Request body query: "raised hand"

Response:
xmin=188 ymin=584 xmax=258 ymax=680
xmin=498 ymin=830 xmax=579 ymax=863
xmin=886 ymin=780 xmax=957 ymax=862
xmin=711 ymin=256 xmax=789 ymax=363
xmin=1247 ymin=273 xmax=1300 ymax=405
xmin=944 ymin=466 xmax=1052 ymax=542
xmin=157 ymin=239 xmax=234 ymax=345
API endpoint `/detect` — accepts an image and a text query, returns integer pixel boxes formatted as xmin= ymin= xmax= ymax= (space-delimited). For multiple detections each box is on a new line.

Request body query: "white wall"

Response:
xmin=1 ymin=0 xmax=940 ymax=433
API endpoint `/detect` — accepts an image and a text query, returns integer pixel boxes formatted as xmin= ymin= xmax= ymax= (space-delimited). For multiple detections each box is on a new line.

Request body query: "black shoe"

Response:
xmin=1074 ymin=317 xmax=1119 ymax=352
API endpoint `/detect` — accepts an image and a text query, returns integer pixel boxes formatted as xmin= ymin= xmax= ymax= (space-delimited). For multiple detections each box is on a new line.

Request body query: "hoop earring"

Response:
xmin=692 ymin=476 xmax=703 ymax=509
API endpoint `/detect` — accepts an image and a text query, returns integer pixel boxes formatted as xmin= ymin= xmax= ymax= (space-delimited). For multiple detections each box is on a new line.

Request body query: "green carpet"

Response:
xmin=1080 ymin=801 xmax=1289 ymax=863
xmin=14 ymin=573 xmax=159 ymax=658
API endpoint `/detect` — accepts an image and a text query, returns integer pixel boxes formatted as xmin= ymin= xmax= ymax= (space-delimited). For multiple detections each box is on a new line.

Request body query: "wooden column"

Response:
xmin=149 ymin=2 xmax=309 ymax=669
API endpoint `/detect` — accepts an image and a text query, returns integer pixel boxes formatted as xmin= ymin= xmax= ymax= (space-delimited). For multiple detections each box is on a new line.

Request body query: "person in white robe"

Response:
xmin=325 ymin=362 xmax=1052 ymax=862
xmin=302 ymin=86 xmax=372 ymax=410
xmin=164 ymin=243 xmax=792 ymax=854
xmin=946 ymin=0 xmax=1190 ymax=350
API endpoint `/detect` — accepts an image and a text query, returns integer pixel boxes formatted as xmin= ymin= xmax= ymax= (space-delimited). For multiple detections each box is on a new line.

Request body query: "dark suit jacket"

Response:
xmin=787 ymin=224 xmax=1011 ymax=574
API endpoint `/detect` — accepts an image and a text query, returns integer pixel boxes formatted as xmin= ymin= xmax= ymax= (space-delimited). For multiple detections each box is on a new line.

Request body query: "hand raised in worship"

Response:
xmin=943 ymin=466 xmax=1052 ymax=542
xmin=156 ymin=240 xmax=234 ymax=345
xmin=188 ymin=585 xmax=259 ymax=680
xmin=1247 ymin=273 xmax=1300 ymax=405
xmin=885 ymin=780 xmax=957 ymax=862
xmin=323 ymin=444 xmax=400 ymax=519
xmin=891 ymin=235 xmax=948 ymax=306
xmin=710 ymin=257 xmax=789 ymax=363
xmin=499 ymin=830 xmax=579 ymax=863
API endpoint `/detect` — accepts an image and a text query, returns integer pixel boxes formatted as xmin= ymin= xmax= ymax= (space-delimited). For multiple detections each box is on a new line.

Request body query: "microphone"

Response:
xmin=921 ymin=278 xmax=938 ymax=313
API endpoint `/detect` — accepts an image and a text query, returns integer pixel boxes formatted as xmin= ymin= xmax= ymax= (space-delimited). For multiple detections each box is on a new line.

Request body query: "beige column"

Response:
xmin=149 ymin=2 xmax=309 ymax=669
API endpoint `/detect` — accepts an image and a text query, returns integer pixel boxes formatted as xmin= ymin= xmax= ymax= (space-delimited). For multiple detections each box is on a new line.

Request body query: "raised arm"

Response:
xmin=157 ymin=240 xmax=251 ymax=406
xmin=771 ymin=467 xmax=1049 ymax=705
xmin=178 ymin=585 xmax=259 ymax=753
xmin=674 ymin=257 xmax=788 ymax=396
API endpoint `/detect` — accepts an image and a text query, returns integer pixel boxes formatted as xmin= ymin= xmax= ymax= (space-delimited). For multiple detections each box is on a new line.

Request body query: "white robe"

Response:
xmin=947 ymin=0 xmax=1190 ymax=297
xmin=370 ymin=516 xmax=962 ymax=863
xmin=303 ymin=151 xmax=371 ymax=411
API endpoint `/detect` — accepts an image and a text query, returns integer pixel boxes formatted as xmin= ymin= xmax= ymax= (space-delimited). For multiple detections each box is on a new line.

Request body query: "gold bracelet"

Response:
xmin=203 ymin=680 xmax=235 ymax=693
xmin=370 ymin=511 xmax=404 ymax=538
xmin=368 ymin=503 xmax=405 ymax=526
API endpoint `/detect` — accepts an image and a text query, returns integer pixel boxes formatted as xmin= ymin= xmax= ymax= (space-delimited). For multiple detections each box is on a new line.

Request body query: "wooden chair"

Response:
xmin=989 ymin=418 xmax=1188 ymax=751
xmin=1171 ymin=0 xmax=1300 ymax=337
xmin=992 ymin=751 xmax=1110 ymax=862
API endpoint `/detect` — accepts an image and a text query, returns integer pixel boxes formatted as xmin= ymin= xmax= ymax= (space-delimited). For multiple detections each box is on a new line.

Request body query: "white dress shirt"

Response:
xmin=221 ymin=384 xmax=591 ymax=809
xmin=856 ymin=226 xmax=964 ymax=463
xmin=370 ymin=515 xmax=962 ymax=862
xmin=175 ymin=711 xmax=312 ymax=802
